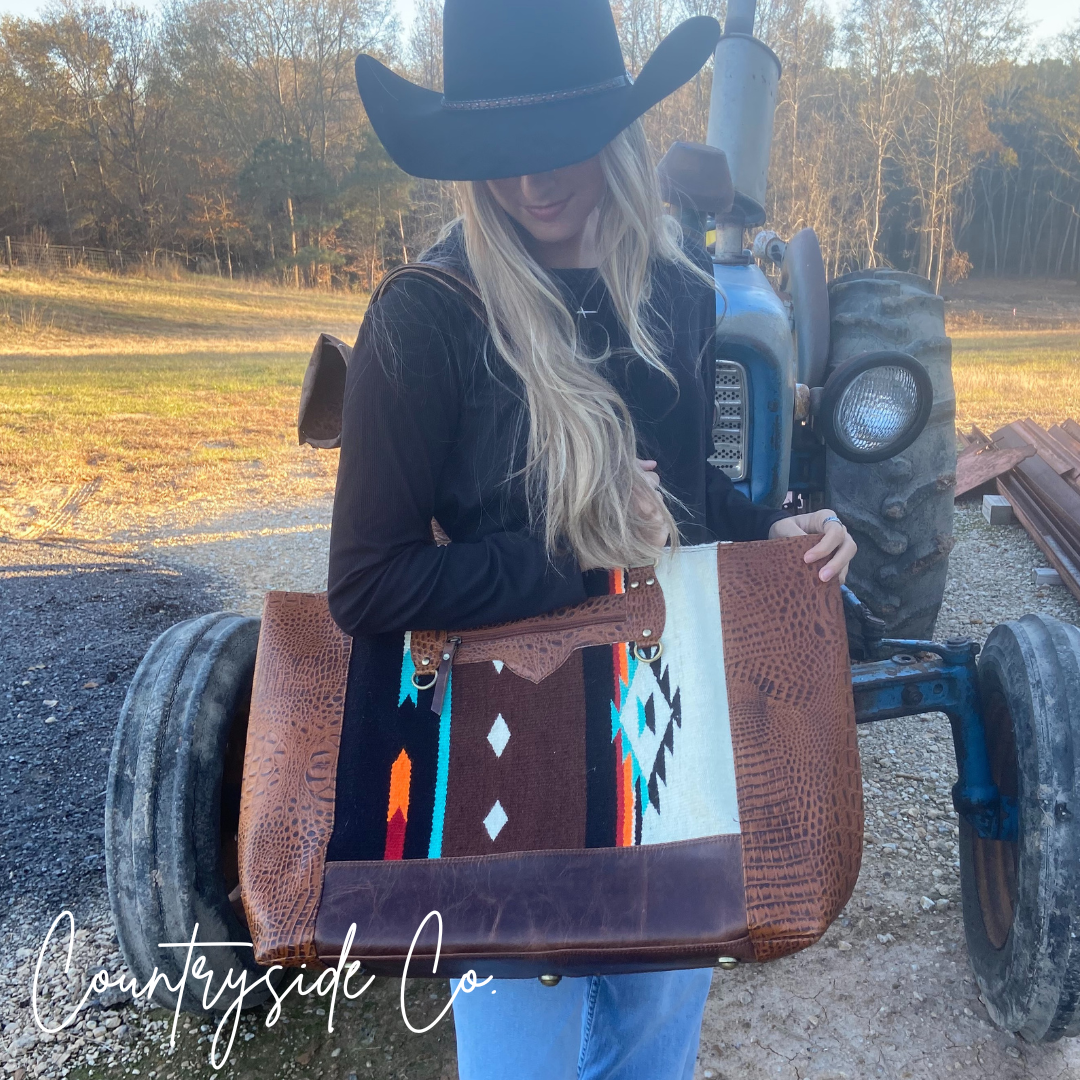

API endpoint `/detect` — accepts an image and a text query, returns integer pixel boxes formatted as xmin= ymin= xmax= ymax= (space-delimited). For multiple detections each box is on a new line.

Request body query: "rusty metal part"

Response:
xmin=991 ymin=422 xmax=1080 ymax=602
xmin=794 ymin=383 xmax=810 ymax=421
xmin=954 ymin=444 xmax=1034 ymax=498
xmin=969 ymin=683 xmax=1019 ymax=950
xmin=996 ymin=471 xmax=1080 ymax=603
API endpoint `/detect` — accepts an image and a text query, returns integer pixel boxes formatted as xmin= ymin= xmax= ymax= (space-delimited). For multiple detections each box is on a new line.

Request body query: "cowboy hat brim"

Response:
xmin=356 ymin=16 xmax=722 ymax=181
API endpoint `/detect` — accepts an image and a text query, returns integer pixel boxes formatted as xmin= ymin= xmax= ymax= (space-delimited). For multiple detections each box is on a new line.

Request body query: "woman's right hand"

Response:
xmin=633 ymin=459 xmax=670 ymax=548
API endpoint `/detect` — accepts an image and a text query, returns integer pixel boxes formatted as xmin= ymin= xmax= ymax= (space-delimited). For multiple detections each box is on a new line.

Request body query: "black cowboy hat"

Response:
xmin=355 ymin=0 xmax=721 ymax=181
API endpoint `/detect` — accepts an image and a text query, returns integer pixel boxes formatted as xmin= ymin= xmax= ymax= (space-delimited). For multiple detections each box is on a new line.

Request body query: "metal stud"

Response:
xmin=442 ymin=652 xmax=451 ymax=661
xmin=421 ymin=657 xmax=430 ymax=666
xmin=645 ymin=577 xmax=655 ymax=586
xmin=630 ymin=580 xmax=640 ymax=588
xmin=716 ymin=957 xmax=739 ymax=970
xmin=539 ymin=974 xmax=562 ymax=987
xmin=641 ymin=628 xmax=652 ymax=637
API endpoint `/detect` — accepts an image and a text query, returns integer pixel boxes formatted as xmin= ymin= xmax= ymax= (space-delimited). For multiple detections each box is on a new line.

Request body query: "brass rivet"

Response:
xmin=716 ymin=956 xmax=739 ymax=970
xmin=641 ymin=628 xmax=652 ymax=637
xmin=538 ymin=974 xmax=562 ymax=987
xmin=646 ymin=577 xmax=655 ymax=586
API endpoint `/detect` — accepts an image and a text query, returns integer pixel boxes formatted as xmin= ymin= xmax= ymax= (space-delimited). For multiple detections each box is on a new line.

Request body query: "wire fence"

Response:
xmin=2 ymin=236 xmax=194 ymax=274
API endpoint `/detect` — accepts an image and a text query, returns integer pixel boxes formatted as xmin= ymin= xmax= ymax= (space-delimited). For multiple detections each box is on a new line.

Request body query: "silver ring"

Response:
xmin=824 ymin=516 xmax=844 ymax=528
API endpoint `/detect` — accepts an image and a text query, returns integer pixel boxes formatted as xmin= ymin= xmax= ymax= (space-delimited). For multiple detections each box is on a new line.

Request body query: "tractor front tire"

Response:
xmin=105 ymin=612 xmax=274 ymax=1011
xmin=959 ymin=614 xmax=1080 ymax=1042
xmin=825 ymin=269 xmax=955 ymax=638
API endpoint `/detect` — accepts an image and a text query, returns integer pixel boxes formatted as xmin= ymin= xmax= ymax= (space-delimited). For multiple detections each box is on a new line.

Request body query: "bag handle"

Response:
xmin=411 ymin=566 xmax=666 ymax=714
xmin=370 ymin=261 xmax=488 ymax=323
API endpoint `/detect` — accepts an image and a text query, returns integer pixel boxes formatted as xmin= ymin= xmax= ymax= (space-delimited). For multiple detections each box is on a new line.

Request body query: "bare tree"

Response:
xmin=842 ymin=0 xmax=917 ymax=266
xmin=408 ymin=0 xmax=442 ymax=91
xmin=3 ymin=0 xmax=1079 ymax=287
xmin=901 ymin=0 xmax=1024 ymax=291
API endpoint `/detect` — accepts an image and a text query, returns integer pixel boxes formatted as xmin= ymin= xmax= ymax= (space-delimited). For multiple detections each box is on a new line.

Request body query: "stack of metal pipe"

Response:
xmin=956 ymin=418 xmax=1080 ymax=601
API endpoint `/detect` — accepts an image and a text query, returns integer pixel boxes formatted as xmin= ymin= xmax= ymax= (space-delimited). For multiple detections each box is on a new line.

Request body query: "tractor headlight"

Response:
xmin=817 ymin=351 xmax=933 ymax=464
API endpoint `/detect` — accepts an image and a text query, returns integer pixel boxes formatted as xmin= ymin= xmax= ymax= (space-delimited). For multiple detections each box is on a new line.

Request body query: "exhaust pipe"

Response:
xmin=706 ymin=0 xmax=780 ymax=230
xmin=724 ymin=0 xmax=756 ymax=35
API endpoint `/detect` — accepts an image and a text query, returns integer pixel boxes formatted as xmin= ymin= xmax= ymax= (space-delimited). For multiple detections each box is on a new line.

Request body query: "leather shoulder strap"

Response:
xmin=370 ymin=262 xmax=488 ymax=326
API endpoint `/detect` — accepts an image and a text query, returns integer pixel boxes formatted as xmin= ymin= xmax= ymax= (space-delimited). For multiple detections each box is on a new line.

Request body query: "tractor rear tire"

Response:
xmin=825 ymin=269 xmax=955 ymax=638
xmin=959 ymin=614 xmax=1080 ymax=1042
xmin=105 ymin=612 xmax=274 ymax=1011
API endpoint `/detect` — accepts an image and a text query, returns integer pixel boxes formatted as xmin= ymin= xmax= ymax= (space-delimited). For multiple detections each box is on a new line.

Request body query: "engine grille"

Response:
xmin=708 ymin=360 xmax=748 ymax=480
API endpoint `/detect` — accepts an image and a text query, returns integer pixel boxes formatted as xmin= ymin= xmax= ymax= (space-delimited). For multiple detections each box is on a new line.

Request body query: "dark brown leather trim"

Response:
xmin=371 ymin=263 xmax=487 ymax=323
xmin=313 ymin=835 xmax=748 ymax=977
xmin=297 ymin=333 xmax=351 ymax=449
xmin=410 ymin=566 xmax=666 ymax=684
xmin=239 ymin=592 xmax=352 ymax=966
xmin=343 ymin=944 xmax=752 ymax=980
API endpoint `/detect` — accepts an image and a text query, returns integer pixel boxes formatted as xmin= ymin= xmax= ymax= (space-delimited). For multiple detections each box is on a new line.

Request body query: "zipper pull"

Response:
xmin=430 ymin=636 xmax=460 ymax=716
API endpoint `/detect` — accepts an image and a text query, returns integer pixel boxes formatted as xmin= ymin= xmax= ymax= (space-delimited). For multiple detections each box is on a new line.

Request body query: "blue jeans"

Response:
xmin=450 ymin=968 xmax=713 ymax=1080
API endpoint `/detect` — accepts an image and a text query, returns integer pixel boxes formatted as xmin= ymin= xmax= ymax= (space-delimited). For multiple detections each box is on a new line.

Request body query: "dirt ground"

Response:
xmin=942 ymin=276 xmax=1080 ymax=330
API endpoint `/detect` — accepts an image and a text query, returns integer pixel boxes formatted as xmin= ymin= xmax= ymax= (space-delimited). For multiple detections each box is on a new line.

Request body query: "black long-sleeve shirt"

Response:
xmin=328 ymin=231 xmax=786 ymax=637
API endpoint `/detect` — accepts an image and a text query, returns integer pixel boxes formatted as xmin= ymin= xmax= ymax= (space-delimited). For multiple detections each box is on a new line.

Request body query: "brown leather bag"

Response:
xmin=237 ymin=536 xmax=862 ymax=977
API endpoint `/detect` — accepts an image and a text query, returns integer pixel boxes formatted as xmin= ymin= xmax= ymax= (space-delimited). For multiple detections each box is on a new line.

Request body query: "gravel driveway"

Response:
xmin=3 ymin=497 xmax=1080 ymax=1080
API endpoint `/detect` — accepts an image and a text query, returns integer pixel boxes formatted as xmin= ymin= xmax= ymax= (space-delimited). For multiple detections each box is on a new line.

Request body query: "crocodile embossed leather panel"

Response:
xmin=410 ymin=566 xmax=665 ymax=683
xmin=313 ymin=834 xmax=751 ymax=978
xmin=238 ymin=591 xmax=352 ymax=966
xmin=717 ymin=536 xmax=863 ymax=961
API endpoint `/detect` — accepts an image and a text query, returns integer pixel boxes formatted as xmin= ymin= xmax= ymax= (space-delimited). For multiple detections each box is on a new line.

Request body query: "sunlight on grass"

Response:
xmin=2 ymin=270 xmax=1079 ymax=543
xmin=952 ymin=330 xmax=1080 ymax=434
xmin=0 ymin=267 xmax=364 ymax=355
xmin=0 ymin=270 xmax=363 ymax=540
xmin=0 ymin=348 xmax=341 ymax=540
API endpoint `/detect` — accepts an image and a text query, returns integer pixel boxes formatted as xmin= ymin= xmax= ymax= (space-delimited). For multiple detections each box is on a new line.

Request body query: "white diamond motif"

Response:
xmin=487 ymin=713 xmax=511 ymax=757
xmin=492 ymin=660 xmax=504 ymax=674
xmin=483 ymin=800 xmax=508 ymax=841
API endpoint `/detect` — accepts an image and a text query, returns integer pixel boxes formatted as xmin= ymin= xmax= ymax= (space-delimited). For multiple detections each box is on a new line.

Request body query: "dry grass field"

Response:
xmin=1 ymin=268 xmax=1078 ymax=543
xmin=0 ymin=269 xmax=362 ymax=540
xmin=952 ymin=330 xmax=1080 ymax=434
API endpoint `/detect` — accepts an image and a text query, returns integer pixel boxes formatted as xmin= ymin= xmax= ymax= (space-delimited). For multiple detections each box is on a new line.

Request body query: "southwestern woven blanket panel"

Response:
xmin=238 ymin=536 xmax=863 ymax=969
xmin=325 ymin=542 xmax=740 ymax=861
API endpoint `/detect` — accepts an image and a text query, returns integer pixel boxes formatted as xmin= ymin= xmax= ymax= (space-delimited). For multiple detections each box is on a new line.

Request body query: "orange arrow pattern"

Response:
xmin=383 ymin=748 xmax=412 ymax=861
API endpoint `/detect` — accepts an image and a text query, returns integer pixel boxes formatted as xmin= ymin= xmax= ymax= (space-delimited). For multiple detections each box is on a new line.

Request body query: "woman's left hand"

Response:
xmin=768 ymin=509 xmax=857 ymax=584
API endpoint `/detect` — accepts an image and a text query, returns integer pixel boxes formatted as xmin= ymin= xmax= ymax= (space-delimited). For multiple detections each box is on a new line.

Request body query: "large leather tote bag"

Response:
xmin=237 ymin=536 xmax=862 ymax=978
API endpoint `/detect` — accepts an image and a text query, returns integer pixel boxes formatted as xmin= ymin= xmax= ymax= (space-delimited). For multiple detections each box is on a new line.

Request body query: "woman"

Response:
xmin=329 ymin=2 xmax=856 ymax=1077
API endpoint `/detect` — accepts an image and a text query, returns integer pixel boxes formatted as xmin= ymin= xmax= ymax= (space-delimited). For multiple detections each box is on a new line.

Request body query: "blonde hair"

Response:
xmin=457 ymin=121 xmax=713 ymax=571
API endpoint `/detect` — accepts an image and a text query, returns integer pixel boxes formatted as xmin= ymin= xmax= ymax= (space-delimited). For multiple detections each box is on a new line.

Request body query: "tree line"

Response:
xmin=0 ymin=0 xmax=1077 ymax=289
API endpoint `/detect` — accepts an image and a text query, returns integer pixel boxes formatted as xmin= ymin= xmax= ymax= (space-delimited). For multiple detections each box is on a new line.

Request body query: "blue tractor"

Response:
xmin=659 ymin=0 xmax=953 ymax=643
xmin=650 ymin=0 xmax=1080 ymax=1041
xmin=105 ymin=0 xmax=1080 ymax=1046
